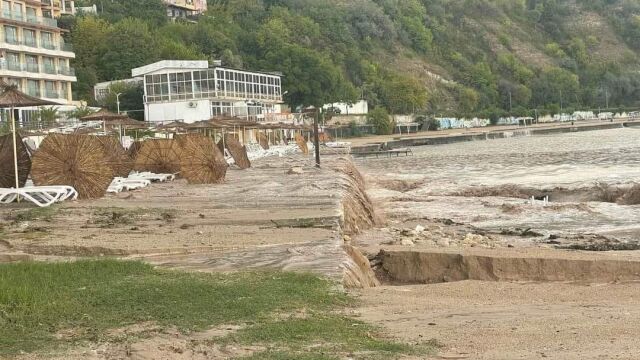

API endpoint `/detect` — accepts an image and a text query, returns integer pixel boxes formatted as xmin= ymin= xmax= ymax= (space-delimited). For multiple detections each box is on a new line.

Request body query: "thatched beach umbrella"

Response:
xmin=178 ymin=134 xmax=227 ymax=184
xmin=81 ymin=109 xmax=142 ymax=141
xmin=0 ymin=82 xmax=58 ymax=191
xmin=127 ymin=141 xmax=143 ymax=158
xmin=257 ymin=132 xmax=269 ymax=150
xmin=0 ymin=133 xmax=30 ymax=188
xmin=31 ymin=134 xmax=114 ymax=199
xmin=218 ymin=133 xmax=250 ymax=169
xmin=133 ymin=139 xmax=182 ymax=174
xmin=295 ymin=134 xmax=309 ymax=155
xmin=98 ymin=136 xmax=133 ymax=177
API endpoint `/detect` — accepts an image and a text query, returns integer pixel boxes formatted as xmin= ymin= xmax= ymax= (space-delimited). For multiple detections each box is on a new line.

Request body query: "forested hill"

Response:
xmin=69 ymin=0 xmax=640 ymax=119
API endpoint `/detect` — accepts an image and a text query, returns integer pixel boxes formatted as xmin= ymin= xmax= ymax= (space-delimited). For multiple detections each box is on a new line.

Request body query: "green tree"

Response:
xmin=368 ymin=107 xmax=394 ymax=135
xmin=100 ymin=19 xmax=160 ymax=80
xmin=377 ymin=73 xmax=428 ymax=114
xmin=78 ymin=0 xmax=167 ymax=26
xmin=100 ymin=82 xmax=145 ymax=121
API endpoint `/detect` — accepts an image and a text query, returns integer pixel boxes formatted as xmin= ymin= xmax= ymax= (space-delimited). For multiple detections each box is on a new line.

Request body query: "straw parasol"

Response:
xmin=133 ymin=139 xmax=182 ymax=174
xmin=178 ymin=134 xmax=227 ymax=184
xmin=257 ymin=132 xmax=269 ymax=150
xmin=295 ymin=134 xmax=309 ymax=155
xmin=98 ymin=136 xmax=133 ymax=177
xmin=31 ymin=134 xmax=114 ymax=199
xmin=127 ymin=141 xmax=143 ymax=158
xmin=218 ymin=133 xmax=250 ymax=169
xmin=81 ymin=108 xmax=143 ymax=141
xmin=0 ymin=133 xmax=30 ymax=188
xmin=0 ymin=82 xmax=58 ymax=192
xmin=80 ymin=108 xmax=126 ymax=122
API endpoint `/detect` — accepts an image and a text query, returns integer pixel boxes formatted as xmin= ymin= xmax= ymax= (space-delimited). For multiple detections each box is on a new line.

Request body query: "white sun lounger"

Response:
xmin=111 ymin=177 xmax=151 ymax=191
xmin=0 ymin=186 xmax=78 ymax=207
xmin=128 ymin=172 xmax=176 ymax=182
xmin=22 ymin=186 xmax=78 ymax=202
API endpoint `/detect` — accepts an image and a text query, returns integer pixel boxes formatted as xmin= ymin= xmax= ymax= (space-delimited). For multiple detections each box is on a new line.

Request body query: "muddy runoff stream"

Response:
xmin=355 ymin=128 xmax=640 ymax=280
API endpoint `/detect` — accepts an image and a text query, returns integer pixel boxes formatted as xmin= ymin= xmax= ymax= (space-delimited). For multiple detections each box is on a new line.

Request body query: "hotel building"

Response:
xmin=0 ymin=0 xmax=77 ymax=105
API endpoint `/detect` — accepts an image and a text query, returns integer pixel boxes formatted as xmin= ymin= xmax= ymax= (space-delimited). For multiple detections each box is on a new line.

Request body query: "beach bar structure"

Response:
xmin=131 ymin=60 xmax=284 ymax=125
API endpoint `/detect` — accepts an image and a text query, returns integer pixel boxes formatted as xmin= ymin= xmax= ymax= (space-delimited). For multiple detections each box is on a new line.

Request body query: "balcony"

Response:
xmin=0 ymin=10 xmax=58 ymax=28
xmin=1 ymin=38 xmax=74 ymax=54
xmin=4 ymin=35 xmax=19 ymax=45
xmin=45 ymin=90 xmax=59 ymax=98
xmin=7 ymin=61 xmax=22 ymax=71
xmin=58 ymin=65 xmax=75 ymax=76
xmin=41 ymin=39 xmax=56 ymax=50
xmin=0 ymin=60 xmax=76 ymax=78
xmin=27 ymin=88 xmax=40 ymax=97
xmin=43 ymin=64 xmax=56 ymax=74
xmin=26 ymin=62 xmax=39 ymax=73
xmin=24 ymin=37 xmax=37 ymax=47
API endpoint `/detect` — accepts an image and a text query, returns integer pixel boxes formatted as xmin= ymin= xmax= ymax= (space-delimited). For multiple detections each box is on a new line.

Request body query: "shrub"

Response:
xmin=368 ymin=107 xmax=394 ymax=135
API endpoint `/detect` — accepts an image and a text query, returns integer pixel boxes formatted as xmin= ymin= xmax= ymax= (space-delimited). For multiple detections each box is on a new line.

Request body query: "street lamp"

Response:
xmin=116 ymin=92 xmax=123 ymax=115
xmin=115 ymin=92 xmax=123 ymax=142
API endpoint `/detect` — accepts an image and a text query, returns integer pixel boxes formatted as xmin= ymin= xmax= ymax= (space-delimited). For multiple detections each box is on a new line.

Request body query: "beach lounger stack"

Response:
xmin=106 ymin=172 xmax=176 ymax=194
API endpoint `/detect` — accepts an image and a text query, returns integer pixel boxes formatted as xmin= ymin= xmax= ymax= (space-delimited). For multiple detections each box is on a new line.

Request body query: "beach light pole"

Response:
xmin=116 ymin=93 xmax=123 ymax=142
xmin=116 ymin=93 xmax=122 ymax=115
xmin=314 ymin=108 xmax=321 ymax=168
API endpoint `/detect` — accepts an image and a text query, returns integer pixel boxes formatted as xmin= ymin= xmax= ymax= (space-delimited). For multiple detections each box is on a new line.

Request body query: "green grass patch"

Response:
xmin=6 ymin=206 xmax=59 ymax=223
xmin=0 ymin=260 xmax=432 ymax=358
xmin=224 ymin=315 xmax=429 ymax=359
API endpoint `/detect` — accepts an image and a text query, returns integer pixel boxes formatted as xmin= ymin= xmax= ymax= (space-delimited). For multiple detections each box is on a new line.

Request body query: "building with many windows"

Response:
xmin=132 ymin=60 xmax=283 ymax=124
xmin=0 ymin=0 xmax=76 ymax=105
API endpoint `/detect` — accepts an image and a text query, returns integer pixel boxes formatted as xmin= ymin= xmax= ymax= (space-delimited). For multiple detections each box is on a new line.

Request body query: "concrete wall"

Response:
xmin=146 ymin=99 xmax=211 ymax=123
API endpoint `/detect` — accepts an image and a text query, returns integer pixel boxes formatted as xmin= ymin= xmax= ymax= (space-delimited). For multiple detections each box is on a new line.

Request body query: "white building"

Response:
xmin=323 ymin=100 xmax=368 ymax=115
xmin=132 ymin=60 xmax=284 ymax=124
xmin=164 ymin=0 xmax=207 ymax=20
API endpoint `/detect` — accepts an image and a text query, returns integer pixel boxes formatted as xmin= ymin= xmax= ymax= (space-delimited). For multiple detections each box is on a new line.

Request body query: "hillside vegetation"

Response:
xmin=69 ymin=0 xmax=640 ymax=120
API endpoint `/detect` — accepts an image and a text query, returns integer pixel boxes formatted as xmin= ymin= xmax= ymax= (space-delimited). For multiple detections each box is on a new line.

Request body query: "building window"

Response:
xmin=23 ymin=29 xmax=36 ymax=47
xmin=25 ymin=55 xmax=38 ymax=73
xmin=6 ymin=52 xmax=20 ymax=71
xmin=41 ymin=32 xmax=54 ymax=50
xmin=211 ymin=101 xmax=233 ymax=117
xmin=168 ymin=71 xmax=193 ymax=100
xmin=61 ymin=82 xmax=68 ymax=99
xmin=12 ymin=3 xmax=22 ymax=18
xmin=4 ymin=25 xmax=18 ymax=45
xmin=26 ymin=7 xmax=36 ymax=22
xmin=45 ymin=81 xmax=57 ymax=98
xmin=43 ymin=57 xmax=55 ymax=74
xmin=27 ymin=80 xmax=40 ymax=97
xmin=2 ymin=1 xmax=10 ymax=18
xmin=145 ymin=74 xmax=169 ymax=102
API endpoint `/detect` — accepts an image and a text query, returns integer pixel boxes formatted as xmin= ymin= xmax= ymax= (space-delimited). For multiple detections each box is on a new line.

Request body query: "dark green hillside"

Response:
xmin=70 ymin=0 xmax=640 ymax=117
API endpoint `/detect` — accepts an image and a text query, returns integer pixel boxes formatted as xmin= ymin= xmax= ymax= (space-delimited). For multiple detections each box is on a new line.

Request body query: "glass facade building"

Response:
xmin=133 ymin=60 xmax=283 ymax=123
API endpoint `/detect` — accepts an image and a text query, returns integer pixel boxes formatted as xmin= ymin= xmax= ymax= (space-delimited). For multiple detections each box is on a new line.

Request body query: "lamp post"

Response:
xmin=116 ymin=92 xmax=123 ymax=142
xmin=314 ymin=108 xmax=321 ymax=168
xmin=116 ymin=92 xmax=122 ymax=115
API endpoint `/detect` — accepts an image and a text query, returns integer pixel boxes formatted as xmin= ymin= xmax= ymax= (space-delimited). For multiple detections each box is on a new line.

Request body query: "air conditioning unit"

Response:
xmin=188 ymin=101 xmax=198 ymax=108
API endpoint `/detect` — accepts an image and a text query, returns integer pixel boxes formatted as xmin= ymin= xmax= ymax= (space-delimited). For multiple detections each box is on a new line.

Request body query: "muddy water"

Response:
xmin=358 ymin=128 xmax=640 ymax=245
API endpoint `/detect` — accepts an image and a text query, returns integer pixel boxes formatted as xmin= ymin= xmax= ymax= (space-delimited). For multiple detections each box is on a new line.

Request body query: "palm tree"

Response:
xmin=38 ymin=106 xmax=59 ymax=128
xmin=68 ymin=105 xmax=96 ymax=120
